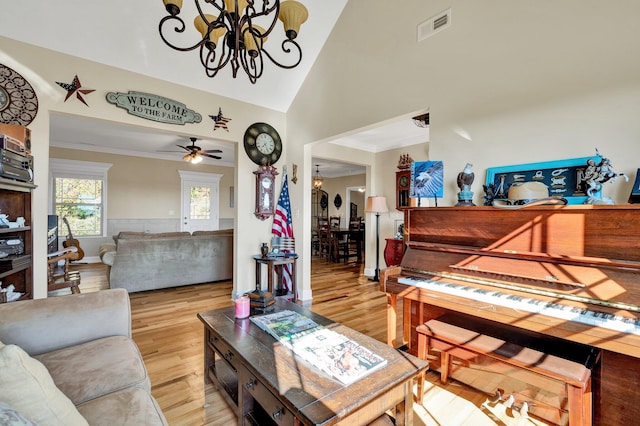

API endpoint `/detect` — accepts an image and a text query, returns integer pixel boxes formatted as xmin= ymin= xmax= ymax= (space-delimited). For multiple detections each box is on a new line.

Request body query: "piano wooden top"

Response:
xmin=383 ymin=205 xmax=640 ymax=358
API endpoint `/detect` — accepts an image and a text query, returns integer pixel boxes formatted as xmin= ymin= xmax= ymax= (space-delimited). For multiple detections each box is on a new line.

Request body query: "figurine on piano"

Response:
xmin=584 ymin=149 xmax=628 ymax=204
xmin=455 ymin=163 xmax=475 ymax=206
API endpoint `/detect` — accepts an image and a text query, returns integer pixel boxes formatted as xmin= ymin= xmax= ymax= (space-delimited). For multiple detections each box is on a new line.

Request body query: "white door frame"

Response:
xmin=178 ymin=170 xmax=223 ymax=232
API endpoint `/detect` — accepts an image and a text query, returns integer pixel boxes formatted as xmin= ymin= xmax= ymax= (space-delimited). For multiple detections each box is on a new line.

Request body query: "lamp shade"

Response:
xmin=163 ymin=0 xmax=183 ymax=15
xmin=278 ymin=1 xmax=308 ymax=39
xmin=365 ymin=196 xmax=389 ymax=214
xmin=244 ymin=25 xmax=267 ymax=57
xmin=194 ymin=15 xmax=227 ymax=47
xmin=223 ymin=0 xmax=249 ymax=13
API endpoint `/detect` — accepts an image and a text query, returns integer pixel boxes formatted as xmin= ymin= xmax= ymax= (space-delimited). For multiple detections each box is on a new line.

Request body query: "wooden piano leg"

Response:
xmin=568 ymin=382 xmax=591 ymax=426
xmin=403 ymin=298 xmax=411 ymax=348
xmin=440 ymin=351 xmax=450 ymax=384
xmin=417 ymin=333 xmax=429 ymax=402
xmin=386 ymin=293 xmax=397 ymax=347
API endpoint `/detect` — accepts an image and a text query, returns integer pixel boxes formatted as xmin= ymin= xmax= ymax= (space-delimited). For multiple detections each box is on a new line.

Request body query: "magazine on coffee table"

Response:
xmin=251 ymin=310 xmax=387 ymax=385
xmin=250 ymin=310 xmax=323 ymax=343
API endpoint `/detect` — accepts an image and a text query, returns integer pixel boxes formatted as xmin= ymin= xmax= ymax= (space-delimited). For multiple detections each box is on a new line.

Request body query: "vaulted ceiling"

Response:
xmin=1 ymin=1 xmax=429 ymax=173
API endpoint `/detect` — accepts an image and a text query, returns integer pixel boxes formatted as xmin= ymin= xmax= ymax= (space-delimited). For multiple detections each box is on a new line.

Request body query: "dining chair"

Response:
xmin=329 ymin=216 xmax=341 ymax=229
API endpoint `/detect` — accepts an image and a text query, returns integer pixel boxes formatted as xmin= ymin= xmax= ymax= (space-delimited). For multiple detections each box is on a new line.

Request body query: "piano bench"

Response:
xmin=416 ymin=316 xmax=599 ymax=425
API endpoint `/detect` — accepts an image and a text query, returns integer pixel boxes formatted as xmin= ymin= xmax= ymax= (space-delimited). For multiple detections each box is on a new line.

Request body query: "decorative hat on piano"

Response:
xmin=493 ymin=181 xmax=567 ymax=209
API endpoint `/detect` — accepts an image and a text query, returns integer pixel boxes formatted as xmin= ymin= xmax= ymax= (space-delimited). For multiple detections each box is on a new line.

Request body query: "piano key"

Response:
xmin=398 ymin=276 xmax=640 ymax=336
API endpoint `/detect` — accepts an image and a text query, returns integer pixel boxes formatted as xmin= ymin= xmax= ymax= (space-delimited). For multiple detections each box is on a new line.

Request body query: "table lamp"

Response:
xmin=365 ymin=196 xmax=388 ymax=282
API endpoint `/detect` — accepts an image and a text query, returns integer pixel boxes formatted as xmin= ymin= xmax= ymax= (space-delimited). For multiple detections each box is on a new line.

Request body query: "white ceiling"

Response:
xmin=1 ymin=0 xmax=429 ymax=174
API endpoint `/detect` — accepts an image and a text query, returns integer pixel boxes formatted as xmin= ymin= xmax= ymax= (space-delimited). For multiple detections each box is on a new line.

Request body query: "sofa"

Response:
xmin=0 ymin=289 xmax=167 ymax=425
xmin=100 ymin=229 xmax=233 ymax=293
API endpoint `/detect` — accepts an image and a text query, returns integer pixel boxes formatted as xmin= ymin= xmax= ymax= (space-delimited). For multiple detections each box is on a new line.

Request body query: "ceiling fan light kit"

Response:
xmin=159 ymin=136 xmax=222 ymax=163
xmin=159 ymin=0 xmax=309 ymax=83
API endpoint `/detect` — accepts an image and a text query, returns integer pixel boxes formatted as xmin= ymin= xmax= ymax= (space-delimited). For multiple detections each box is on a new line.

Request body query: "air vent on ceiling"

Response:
xmin=417 ymin=8 xmax=452 ymax=42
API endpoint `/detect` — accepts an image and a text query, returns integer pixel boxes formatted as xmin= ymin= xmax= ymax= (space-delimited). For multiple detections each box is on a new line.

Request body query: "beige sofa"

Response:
xmin=0 ymin=289 xmax=167 ymax=425
xmin=100 ymin=229 xmax=233 ymax=293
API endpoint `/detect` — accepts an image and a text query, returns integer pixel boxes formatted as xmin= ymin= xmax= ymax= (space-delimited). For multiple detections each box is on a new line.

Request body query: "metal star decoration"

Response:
xmin=56 ymin=75 xmax=95 ymax=106
xmin=209 ymin=107 xmax=231 ymax=131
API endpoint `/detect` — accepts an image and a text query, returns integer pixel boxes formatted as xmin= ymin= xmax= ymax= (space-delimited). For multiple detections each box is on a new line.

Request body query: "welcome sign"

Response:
xmin=106 ymin=91 xmax=202 ymax=125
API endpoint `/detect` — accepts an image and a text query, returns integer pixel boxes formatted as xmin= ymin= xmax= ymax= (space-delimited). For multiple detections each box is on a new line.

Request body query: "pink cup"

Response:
xmin=235 ymin=296 xmax=250 ymax=319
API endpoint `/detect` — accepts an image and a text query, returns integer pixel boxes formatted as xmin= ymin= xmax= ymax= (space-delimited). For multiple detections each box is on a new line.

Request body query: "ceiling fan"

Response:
xmin=162 ymin=137 xmax=222 ymax=163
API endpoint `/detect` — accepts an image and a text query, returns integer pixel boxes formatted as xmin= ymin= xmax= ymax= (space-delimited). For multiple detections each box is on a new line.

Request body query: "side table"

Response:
xmin=253 ymin=254 xmax=298 ymax=301
xmin=384 ymin=238 xmax=405 ymax=267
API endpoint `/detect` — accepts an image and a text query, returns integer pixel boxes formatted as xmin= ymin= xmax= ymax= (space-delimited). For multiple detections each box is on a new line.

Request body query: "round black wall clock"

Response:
xmin=0 ymin=64 xmax=38 ymax=125
xmin=243 ymin=122 xmax=282 ymax=166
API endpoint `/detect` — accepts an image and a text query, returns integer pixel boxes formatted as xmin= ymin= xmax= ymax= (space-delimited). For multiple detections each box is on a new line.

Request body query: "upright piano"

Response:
xmin=381 ymin=205 xmax=640 ymax=425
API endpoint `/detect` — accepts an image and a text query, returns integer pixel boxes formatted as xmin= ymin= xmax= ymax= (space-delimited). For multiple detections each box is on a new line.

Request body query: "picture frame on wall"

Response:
xmin=410 ymin=161 xmax=444 ymax=199
xmin=485 ymin=155 xmax=600 ymax=205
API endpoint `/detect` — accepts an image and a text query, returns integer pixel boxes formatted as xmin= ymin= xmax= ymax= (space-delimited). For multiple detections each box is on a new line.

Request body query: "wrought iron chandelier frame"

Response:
xmin=159 ymin=0 xmax=305 ymax=84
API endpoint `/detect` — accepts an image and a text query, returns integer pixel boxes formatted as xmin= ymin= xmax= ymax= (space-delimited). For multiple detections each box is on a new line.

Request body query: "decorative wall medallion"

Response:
xmin=106 ymin=91 xmax=202 ymax=125
xmin=0 ymin=63 xmax=39 ymax=125
xmin=209 ymin=107 xmax=231 ymax=131
xmin=334 ymin=193 xmax=342 ymax=209
xmin=320 ymin=193 xmax=328 ymax=211
xmin=56 ymin=75 xmax=95 ymax=106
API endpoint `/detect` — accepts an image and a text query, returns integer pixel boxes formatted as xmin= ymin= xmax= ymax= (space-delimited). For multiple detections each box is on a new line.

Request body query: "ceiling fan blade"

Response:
xmin=176 ymin=145 xmax=192 ymax=152
xmin=204 ymin=149 xmax=223 ymax=153
xmin=202 ymin=153 xmax=222 ymax=159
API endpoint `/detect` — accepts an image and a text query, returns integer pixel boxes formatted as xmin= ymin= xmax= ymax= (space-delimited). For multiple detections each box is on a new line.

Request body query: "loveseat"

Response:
xmin=0 ymin=289 xmax=167 ymax=425
xmin=100 ymin=229 xmax=233 ymax=293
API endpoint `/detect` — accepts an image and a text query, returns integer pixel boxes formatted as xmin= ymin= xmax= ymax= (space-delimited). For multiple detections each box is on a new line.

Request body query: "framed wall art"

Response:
xmin=485 ymin=155 xmax=601 ymax=205
xmin=410 ymin=161 xmax=444 ymax=199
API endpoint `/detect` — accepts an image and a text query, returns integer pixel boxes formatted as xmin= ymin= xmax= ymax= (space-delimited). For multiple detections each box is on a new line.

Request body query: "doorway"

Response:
xmin=179 ymin=171 xmax=222 ymax=232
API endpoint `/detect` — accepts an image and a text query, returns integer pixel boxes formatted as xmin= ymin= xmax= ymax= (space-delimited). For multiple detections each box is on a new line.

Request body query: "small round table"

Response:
xmin=253 ymin=254 xmax=298 ymax=300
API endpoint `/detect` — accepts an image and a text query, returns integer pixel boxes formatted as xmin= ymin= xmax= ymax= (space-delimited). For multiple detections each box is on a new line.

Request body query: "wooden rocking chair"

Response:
xmin=47 ymin=246 xmax=81 ymax=294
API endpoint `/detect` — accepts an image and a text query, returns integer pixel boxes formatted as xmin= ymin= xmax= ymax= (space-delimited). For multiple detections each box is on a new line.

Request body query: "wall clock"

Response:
xmin=0 ymin=64 xmax=39 ymax=125
xmin=244 ymin=122 xmax=282 ymax=166
xmin=254 ymin=165 xmax=278 ymax=220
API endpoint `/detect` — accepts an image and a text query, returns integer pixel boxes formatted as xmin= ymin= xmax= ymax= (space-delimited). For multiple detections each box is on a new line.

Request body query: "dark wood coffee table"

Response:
xmin=198 ymin=298 xmax=427 ymax=425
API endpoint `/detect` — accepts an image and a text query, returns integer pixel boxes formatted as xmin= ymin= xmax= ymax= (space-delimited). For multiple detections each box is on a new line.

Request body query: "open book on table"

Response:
xmin=251 ymin=310 xmax=387 ymax=385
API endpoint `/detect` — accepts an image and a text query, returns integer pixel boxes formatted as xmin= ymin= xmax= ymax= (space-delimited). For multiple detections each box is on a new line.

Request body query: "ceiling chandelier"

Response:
xmin=184 ymin=152 xmax=203 ymax=164
xmin=159 ymin=0 xmax=309 ymax=84
xmin=312 ymin=164 xmax=323 ymax=189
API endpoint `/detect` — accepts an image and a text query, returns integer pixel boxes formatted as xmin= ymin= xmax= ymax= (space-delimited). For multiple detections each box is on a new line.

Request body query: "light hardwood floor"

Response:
xmin=67 ymin=258 xmax=549 ymax=426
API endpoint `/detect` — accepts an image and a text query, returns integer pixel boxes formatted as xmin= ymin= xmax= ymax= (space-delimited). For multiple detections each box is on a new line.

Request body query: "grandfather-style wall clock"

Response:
xmin=254 ymin=165 xmax=278 ymax=220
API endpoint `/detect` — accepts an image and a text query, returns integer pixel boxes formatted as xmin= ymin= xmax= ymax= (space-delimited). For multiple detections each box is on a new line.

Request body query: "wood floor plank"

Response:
xmin=69 ymin=257 xmax=552 ymax=425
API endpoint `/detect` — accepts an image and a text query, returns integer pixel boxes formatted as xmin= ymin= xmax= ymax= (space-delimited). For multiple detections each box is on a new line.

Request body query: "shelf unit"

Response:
xmin=0 ymin=178 xmax=35 ymax=302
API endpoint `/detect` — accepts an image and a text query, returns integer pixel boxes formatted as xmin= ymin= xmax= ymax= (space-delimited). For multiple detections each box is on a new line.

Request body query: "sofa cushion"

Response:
xmin=35 ymin=336 xmax=150 ymax=406
xmin=0 ymin=342 xmax=89 ymax=425
xmin=0 ymin=402 xmax=38 ymax=425
xmin=76 ymin=386 xmax=167 ymax=426
xmin=192 ymin=229 xmax=233 ymax=236
xmin=117 ymin=231 xmax=191 ymax=240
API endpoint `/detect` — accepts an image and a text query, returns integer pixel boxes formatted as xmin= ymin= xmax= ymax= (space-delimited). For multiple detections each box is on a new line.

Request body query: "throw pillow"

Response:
xmin=0 ymin=342 xmax=89 ymax=426
xmin=0 ymin=402 xmax=37 ymax=426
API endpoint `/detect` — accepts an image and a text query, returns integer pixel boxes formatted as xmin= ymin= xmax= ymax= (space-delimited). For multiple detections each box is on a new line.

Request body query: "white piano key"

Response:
xmin=398 ymin=276 xmax=640 ymax=336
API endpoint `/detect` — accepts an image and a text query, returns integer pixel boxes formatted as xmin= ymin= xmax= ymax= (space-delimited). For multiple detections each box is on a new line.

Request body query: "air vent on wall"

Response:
xmin=417 ymin=8 xmax=452 ymax=42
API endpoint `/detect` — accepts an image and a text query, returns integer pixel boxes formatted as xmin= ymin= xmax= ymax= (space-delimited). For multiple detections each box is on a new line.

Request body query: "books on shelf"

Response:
xmin=251 ymin=310 xmax=387 ymax=385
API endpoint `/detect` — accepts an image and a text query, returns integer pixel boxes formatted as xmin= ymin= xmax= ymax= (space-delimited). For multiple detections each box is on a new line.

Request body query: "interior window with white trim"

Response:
xmin=49 ymin=159 xmax=112 ymax=238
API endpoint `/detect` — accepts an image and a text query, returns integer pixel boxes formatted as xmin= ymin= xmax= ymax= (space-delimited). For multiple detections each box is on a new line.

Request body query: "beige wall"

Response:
xmin=289 ymin=0 xmax=640 ymax=277
xmin=50 ymin=147 xmax=235 ymax=220
xmin=5 ymin=0 xmax=640 ymax=300
xmin=321 ymin=174 xmax=366 ymax=220
xmin=1 ymin=36 xmax=285 ymax=299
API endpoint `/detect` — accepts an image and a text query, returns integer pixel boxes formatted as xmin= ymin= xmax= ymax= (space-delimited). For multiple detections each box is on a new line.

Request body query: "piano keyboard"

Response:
xmin=399 ymin=276 xmax=640 ymax=336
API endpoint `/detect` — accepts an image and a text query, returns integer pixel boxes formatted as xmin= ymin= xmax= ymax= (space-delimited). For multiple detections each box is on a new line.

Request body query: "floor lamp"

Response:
xmin=365 ymin=196 xmax=389 ymax=282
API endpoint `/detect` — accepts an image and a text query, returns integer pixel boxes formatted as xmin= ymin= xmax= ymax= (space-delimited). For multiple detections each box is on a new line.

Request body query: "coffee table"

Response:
xmin=198 ymin=299 xmax=427 ymax=425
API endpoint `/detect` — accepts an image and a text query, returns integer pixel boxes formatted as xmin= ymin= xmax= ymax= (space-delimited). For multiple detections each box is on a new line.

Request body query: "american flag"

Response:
xmin=272 ymin=172 xmax=295 ymax=293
